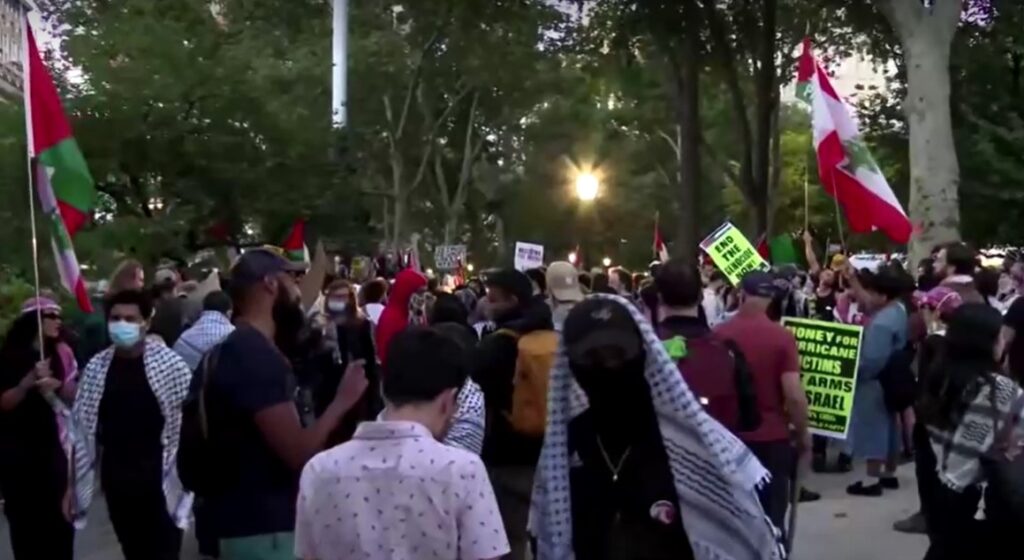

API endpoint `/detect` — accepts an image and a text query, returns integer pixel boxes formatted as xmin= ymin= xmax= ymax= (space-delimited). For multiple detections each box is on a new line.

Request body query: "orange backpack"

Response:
xmin=495 ymin=329 xmax=559 ymax=437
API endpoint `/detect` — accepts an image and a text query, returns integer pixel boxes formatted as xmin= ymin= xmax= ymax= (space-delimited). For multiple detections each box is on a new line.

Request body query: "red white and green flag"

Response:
xmin=281 ymin=218 xmax=310 ymax=265
xmin=797 ymin=38 xmax=912 ymax=244
xmin=23 ymin=18 xmax=96 ymax=311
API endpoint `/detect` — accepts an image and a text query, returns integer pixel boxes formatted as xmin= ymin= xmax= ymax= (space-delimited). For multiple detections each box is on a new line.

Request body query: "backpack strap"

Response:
xmin=492 ymin=328 xmax=521 ymax=342
xmin=196 ymin=345 xmax=222 ymax=440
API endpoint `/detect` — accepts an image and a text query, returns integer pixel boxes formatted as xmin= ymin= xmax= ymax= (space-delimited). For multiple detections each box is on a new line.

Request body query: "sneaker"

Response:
xmin=893 ymin=512 xmax=927 ymax=534
xmin=880 ymin=477 xmax=900 ymax=490
xmin=846 ymin=481 xmax=884 ymax=497
xmin=798 ymin=487 xmax=822 ymax=503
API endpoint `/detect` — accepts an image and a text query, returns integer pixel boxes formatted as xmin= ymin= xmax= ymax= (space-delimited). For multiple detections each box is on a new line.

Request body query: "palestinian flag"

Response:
xmin=797 ymin=38 xmax=912 ymax=244
xmin=281 ymin=218 xmax=309 ymax=265
xmin=23 ymin=18 xmax=96 ymax=311
xmin=653 ymin=213 xmax=669 ymax=262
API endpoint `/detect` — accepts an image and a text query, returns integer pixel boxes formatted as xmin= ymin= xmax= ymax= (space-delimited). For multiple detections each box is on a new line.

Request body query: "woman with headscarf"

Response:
xmin=917 ymin=304 xmax=1024 ymax=558
xmin=0 ymin=298 xmax=81 ymax=559
xmin=375 ymin=269 xmax=427 ymax=363
xmin=530 ymin=295 xmax=783 ymax=560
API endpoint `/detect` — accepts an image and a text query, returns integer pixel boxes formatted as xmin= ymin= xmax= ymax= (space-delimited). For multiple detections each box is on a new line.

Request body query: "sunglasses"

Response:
xmin=41 ymin=313 xmax=62 ymax=321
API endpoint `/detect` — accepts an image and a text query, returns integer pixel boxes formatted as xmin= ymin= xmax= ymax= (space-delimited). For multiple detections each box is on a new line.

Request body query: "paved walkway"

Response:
xmin=1 ymin=465 xmax=928 ymax=559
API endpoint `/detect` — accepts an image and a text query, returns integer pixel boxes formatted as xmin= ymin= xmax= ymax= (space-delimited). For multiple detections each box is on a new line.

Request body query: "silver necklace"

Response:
xmin=596 ymin=436 xmax=632 ymax=483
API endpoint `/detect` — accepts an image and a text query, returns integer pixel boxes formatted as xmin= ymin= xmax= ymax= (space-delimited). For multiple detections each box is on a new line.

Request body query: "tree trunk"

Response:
xmin=888 ymin=0 xmax=962 ymax=266
xmin=392 ymin=193 xmax=406 ymax=251
xmin=442 ymin=212 xmax=459 ymax=246
xmin=674 ymin=1 xmax=701 ymax=264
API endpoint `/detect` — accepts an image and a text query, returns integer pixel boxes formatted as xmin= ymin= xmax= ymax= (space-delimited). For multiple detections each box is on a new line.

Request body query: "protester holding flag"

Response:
xmin=0 ymin=298 xmax=78 ymax=560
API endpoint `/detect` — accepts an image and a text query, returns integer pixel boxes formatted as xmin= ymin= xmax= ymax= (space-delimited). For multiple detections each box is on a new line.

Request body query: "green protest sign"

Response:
xmin=781 ymin=317 xmax=863 ymax=439
xmin=699 ymin=222 xmax=770 ymax=285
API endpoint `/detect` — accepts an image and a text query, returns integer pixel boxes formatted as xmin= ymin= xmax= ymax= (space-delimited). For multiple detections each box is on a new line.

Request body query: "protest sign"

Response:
xmin=699 ymin=222 xmax=770 ymax=285
xmin=514 ymin=242 xmax=545 ymax=271
xmin=782 ymin=317 xmax=863 ymax=439
xmin=434 ymin=245 xmax=466 ymax=271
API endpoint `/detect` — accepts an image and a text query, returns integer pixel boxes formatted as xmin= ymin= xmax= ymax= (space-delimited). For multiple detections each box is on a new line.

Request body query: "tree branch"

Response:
xmin=395 ymin=30 xmax=443 ymax=141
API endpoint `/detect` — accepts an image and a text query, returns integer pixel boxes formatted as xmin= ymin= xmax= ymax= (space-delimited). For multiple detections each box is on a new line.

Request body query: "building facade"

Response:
xmin=0 ymin=0 xmax=28 ymax=101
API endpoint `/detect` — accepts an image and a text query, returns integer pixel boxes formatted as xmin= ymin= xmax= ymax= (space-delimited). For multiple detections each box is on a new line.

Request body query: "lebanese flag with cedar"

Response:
xmin=797 ymin=38 xmax=912 ymax=244
xmin=23 ymin=17 xmax=96 ymax=311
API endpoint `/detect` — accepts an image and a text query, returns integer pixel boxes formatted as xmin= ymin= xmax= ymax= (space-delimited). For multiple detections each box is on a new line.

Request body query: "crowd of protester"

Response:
xmin=0 ymin=235 xmax=1022 ymax=560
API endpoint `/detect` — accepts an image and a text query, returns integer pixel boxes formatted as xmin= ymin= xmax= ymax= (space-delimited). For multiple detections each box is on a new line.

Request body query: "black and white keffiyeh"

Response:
xmin=929 ymin=373 xmax=1024 ymax=492
xmin=73 ymin=337 xmax=195 ymax=528
xmin=530 ymin=294 xmax=784 ymax=560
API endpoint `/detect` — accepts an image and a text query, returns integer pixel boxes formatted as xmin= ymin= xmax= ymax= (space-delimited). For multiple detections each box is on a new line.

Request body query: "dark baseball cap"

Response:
xmin=563 ymin=298 xmax=642 ymax=365
xmin=740 ymin=270 xmax=786 ymax=299
xmin=230 ymin=246 xmax=306 ymax=288
xmin=484 ymin=269 xmax=534 ymax=305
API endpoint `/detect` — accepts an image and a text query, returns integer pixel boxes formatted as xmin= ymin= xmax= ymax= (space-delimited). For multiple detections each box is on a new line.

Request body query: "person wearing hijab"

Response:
xmin=917 ymin=304 xmax=1024 ymax=558
xmin=375 ymin=269 xmax=428 ymax=363
xmin=0 ymin=298 xmax=81 ymax=559
xmin=530 ymin=295 xmax=783 ymax=560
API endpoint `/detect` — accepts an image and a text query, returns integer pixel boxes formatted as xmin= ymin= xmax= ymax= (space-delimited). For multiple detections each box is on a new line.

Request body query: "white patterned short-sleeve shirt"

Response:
xmin=295 ymin=420 xmax=510 ymax=560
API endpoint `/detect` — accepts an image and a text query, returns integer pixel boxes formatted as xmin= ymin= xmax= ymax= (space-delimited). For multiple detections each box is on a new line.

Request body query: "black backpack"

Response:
xmin=177 ymin=345 xmax=222 ymax=496
xmin=879 ymin=344 xmax=916 ymax=412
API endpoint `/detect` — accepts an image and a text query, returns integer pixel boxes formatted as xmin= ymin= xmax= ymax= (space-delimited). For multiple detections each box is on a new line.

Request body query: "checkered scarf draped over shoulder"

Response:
xmin=530 ymin=294 xmax=785 ymax=560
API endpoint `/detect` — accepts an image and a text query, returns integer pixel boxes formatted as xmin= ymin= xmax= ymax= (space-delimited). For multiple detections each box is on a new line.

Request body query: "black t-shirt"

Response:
xmin=811 ymin=289 xmax=837 ymax=322
xmin=1004 ymin=298 xmax=1024 ymax=384
xmin=0 ymin=346 xmax=66 ymax=499
xmin=99 ymin=354 xmax=164 ymax=490
xmin=568 ymin=412 xmax=694 ymax=560
xmin=205 ymin=326 xmax=297 ymax=538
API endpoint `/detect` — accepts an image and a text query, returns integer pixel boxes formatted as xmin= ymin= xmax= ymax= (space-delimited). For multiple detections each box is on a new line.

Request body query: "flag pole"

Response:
xmin=21 ymin=9 xmax=45 ymax=363
xmin=803 ymin=162 xmax=810 ymax=232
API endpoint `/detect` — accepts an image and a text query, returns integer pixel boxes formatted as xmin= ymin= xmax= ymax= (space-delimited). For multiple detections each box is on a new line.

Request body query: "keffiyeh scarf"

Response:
xmin=531 ymin=294 xmax=784 ymax=560
xmin=929 ymin=373 xmax=1024 ymax=492
xmin=73 ymin=338 xmax=195 ymax=528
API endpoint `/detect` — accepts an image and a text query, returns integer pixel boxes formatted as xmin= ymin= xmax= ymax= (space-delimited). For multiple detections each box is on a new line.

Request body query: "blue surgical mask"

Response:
xmin=108 ymin=321 xmax=142 ymax=348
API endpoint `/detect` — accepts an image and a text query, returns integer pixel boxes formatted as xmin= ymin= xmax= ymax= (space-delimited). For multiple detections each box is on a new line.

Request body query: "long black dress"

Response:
xmin=0 ymin=342 xmax=73 ymax=559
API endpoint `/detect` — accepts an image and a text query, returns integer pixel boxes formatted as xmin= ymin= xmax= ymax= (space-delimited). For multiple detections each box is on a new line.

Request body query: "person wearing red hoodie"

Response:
xmin=375 ymin=269 xmax=428 ymax=364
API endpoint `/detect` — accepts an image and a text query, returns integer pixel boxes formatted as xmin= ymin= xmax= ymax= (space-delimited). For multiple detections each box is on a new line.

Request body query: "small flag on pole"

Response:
xmin=281 ymin=218 xmax=310 ymax=265
xmin=23 ymin=17 xmax=96 ymax=311
xmin=653 ymin=214 xmax=669 ymax=262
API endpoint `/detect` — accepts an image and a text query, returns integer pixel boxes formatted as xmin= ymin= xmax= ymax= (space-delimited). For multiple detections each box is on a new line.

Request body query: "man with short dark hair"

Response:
xmin=714 ymin=271 xmax=811 ymax=530
xmin=654 ymin=259 xmax=708 ymax=338
xmin=608 ymin=266 xmax=634 ymax=296
xmin=75 ymin=289 xmax=193 ymax=560
xmin=295 ymin=328 xmax=509 ymax=560
xmin=474 ymin=269 xmax=553 ymax=560
xmin=173 ymin=291 xmax=235 ymax=371
xmin=934 ymin=242 xmax=983 ymax=304
xmin=199 ymin=249 xmax=368 ymax=559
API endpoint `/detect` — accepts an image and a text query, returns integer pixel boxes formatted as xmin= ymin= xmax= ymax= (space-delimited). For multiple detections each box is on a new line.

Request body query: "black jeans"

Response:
xmin=106 ymin=480 xmax=182 ymax=560
xmin=3 ymin=486 xmax=74 ymax=560
xmin=746 ymin=440 xmax=794 ymax=531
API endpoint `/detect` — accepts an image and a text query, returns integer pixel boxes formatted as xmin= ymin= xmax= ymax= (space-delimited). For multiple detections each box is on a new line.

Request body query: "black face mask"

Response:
xmin=273 ymin=287 xmax=306 ymax=355
xmin=571 ymin=351 xmax=649 ymax=415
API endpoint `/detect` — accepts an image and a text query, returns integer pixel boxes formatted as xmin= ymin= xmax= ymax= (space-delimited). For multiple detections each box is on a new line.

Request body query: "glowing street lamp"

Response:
xmin=602 ymin=257 xmax=612 ymax=268
xmin=568 ymin=251 xmax=578 ymax=265
xmin=575 ymin=172 xmax=599 ymax=202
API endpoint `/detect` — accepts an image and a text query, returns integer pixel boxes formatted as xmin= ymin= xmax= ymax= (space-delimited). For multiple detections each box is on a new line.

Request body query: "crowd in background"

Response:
xmin=0 ymin=235 xmax=1021 ymax=560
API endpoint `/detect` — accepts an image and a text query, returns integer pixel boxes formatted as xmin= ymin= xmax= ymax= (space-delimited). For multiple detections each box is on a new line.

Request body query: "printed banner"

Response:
xmin=699 ymin=222 xmax=770 ymax=285
xmin=782 ymin=317 xmax=863 ymax=439
xmin=434 ymin=245 xmax=466 ymax=271
xmin=514 ymin=242 xmax=545 ymax=272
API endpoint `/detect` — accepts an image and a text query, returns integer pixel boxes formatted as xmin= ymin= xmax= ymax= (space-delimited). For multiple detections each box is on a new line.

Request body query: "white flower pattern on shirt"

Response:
xmin=295 ymin=421 xmax=509 ymax=560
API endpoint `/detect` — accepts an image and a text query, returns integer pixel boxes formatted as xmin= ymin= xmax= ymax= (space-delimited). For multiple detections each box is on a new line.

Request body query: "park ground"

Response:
xmin=0 ymin=464 xmax=927 ymax=560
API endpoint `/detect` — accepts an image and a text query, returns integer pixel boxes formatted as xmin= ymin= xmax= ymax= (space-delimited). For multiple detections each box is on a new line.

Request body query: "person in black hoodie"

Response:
xmin=473 ymin=269 xmax=553 ymax=560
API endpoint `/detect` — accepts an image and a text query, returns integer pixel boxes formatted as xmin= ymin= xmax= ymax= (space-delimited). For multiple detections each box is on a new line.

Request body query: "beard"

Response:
xmin=273 ymin=288 xmax=306 ymax=357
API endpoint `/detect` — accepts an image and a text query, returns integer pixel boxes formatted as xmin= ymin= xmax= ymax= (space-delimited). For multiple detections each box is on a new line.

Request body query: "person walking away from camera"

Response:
xmin=359 ymin=278 xmax=388 ymax=327
xmin=844 ymin=266 xmax=909 ymax=497
xmin=195 ymin=249 xmax=368 ymax=560
xmin=375 ymin=269 xmax=428 ymax=364
xmin=547 ymin=261 xmax=585 ymax=332
xmin=473 ymin=269 xmax=555 ymax=560
xmin=308 ymin=279 xmax=380 ymax=446
xmin=917 ymin=304 xmax=1024 ymax=559
xmin=295 ymin=328 xmax=509 ymax=560
xmin=173 ymin=291 xmax=235 ymax=371
xmin=74 ymin=290 xmax=193 ymax=560
xmin=0 ymin=298 xmax=79 ymax=560
xmin=428 ymin=293 xmax=486 ymax=455
xmin=714 ymin=271 xmax=812 ymax=529
xmin=151 ymin=267 xmax=188 ymax=347
xmin=530 ymin=296 xmax=784 ymax=560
